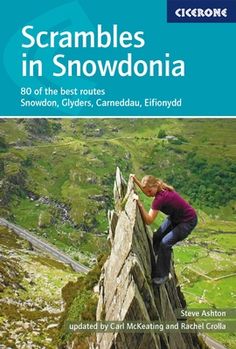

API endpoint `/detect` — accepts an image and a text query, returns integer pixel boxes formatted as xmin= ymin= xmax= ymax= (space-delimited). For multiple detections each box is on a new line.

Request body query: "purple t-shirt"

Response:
xmin=152 ymin=190 xmax=196 ymax=223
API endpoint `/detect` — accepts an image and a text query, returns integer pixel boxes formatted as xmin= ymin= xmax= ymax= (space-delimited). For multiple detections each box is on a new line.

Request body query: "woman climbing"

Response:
xmin=130 ymin=174 xmax=198 ymax=286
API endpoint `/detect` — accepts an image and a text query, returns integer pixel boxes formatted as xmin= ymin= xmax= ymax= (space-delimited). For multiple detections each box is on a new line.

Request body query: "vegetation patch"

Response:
xmin=0 ymin=227 xmax=77 ymax=348
xmin=58 ymin=253 xmax=108 ymax=347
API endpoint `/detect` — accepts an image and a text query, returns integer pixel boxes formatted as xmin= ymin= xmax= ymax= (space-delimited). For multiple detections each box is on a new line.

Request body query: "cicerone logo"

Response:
xmin=167 ymin=0 xmax=236 ymax=22
xmin=175 ymin=8 xmax=227 ymax=18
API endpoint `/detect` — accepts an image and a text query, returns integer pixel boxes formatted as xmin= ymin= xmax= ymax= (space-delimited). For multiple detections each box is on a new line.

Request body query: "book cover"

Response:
xmin=0 ymin=1 xmax=235 ymax=349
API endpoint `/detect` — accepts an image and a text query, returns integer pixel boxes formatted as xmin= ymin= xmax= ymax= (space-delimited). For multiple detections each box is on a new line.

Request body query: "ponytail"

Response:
xmin=141 ymin=175 xmax=174 ymax=193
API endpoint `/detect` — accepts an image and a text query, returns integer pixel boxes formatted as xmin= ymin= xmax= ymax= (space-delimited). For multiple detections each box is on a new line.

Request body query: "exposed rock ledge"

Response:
xmin=95 ymin=168 xmax=206 ymax=349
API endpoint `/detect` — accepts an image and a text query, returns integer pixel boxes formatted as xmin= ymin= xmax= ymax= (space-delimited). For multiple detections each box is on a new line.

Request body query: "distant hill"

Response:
xmin=0 ymin=118 xmax=235 ymax=263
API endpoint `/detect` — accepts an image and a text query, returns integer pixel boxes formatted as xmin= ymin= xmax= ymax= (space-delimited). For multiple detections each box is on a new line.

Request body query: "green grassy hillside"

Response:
xmin=0 ymin=225 xmax=78 ymax=348
xmin=0 ymin=118 xmax=236 ymax=348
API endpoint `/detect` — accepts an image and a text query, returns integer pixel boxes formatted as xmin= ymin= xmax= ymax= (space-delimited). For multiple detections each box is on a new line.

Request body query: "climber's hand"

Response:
xmin=130 ymin=173 xmax=136 ymax=181
xmin=130 ymin=174 xmax=138 ymax=185
xmin=133 ymin=194 xmax=144 ymax=211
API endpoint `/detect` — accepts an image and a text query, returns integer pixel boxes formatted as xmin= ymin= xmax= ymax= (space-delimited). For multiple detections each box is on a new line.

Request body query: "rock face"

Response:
xmin=95 ymin=168 xmax=206 ymax=349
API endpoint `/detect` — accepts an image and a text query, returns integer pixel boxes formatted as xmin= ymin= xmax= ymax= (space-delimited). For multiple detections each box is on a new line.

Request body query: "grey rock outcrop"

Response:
xmin=95 ymin=168 xmax=206 ymax=349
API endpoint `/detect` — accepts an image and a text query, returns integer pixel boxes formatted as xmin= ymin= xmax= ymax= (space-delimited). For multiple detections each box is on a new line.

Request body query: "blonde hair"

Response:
xmin=141 ymin=175 xmax=174 ymax=192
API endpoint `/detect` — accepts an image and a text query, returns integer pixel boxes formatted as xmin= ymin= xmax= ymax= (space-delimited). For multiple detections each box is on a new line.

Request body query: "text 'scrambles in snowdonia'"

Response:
xmin=21 ymin=24 xmax=185 ymax=78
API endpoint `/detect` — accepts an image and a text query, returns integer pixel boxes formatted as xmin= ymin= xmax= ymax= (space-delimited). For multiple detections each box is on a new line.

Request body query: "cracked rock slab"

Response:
xmin=95 ymin=168 xmax=206 ymax=349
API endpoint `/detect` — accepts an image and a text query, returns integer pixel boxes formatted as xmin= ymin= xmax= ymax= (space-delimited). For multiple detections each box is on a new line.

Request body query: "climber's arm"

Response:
xmin=134 ymin=195 xmax=158 ymax=225
xmin=130 ymin=174 xmax=147 ymax=195
xmin=139 ymin=206 xmax=158 ymax=225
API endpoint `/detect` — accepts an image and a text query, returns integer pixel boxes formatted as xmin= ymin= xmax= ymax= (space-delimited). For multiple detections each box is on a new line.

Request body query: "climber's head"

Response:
xmin=141 ymin=175 xmax=174 ymax=197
